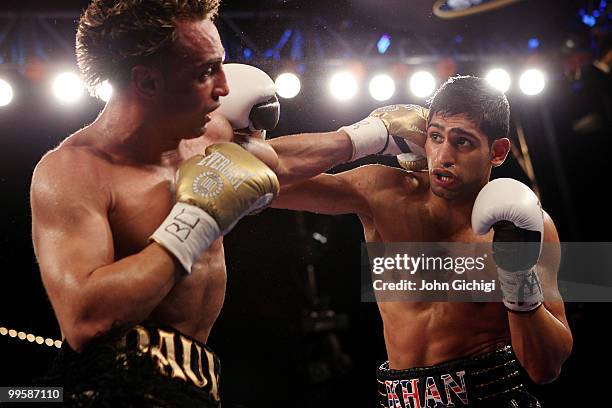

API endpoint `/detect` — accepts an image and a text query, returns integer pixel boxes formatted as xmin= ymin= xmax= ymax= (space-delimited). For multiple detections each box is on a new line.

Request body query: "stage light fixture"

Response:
xmin=53 ymin=72 xmax=84 ymax=103
xmin=0 ymin=79 xmax=14 ymax=107
xmin=275 ymin=73 xmax=301 ymax=99
xmin=519 ymin=69 xmax=546 ymax=96
xmin=330 ymin=71 xmax=358 ymax=101
xmin=94 ymin=80 xmax=113 ymax=102
xmin=369 ymin=74 xmax=395 ymax=101
xmin=485 ymin=68 xmax=511 ymax=93
xmin=409 ymin=71 xmax=436 ymax=98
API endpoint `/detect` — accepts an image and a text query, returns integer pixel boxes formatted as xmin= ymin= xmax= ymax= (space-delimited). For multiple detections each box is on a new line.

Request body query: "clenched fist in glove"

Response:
xmin=151 ymin=143 xmax=279 ymax=273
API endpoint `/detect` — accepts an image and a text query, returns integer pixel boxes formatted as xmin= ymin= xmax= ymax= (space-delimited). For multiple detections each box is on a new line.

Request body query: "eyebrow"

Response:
xmin=195 ymin=57 xmax=224 ymax=67
xmin=428 ymin=122 xmax=478 ymax=139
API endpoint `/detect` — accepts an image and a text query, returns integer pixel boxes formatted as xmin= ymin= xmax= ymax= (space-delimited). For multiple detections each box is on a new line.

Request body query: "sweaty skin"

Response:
xmin=31 ymin=19 xmax=243 ymax=350
xmin=31 ymin=18 xmax=353 ymax=352
xmin=32 ymin=115 xmax=234 ymax=347
xmin=273 ymin=113 xmax=571 ymax=381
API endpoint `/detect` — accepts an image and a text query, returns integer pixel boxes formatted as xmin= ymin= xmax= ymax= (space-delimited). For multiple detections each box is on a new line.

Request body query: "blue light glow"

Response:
xmin=582 ymin=14 xmax=597 ymax=27
xmin=377 ymin=35 xmax=391 ymax=54
xmin=528 ymin=38 xmax=540 ymax=49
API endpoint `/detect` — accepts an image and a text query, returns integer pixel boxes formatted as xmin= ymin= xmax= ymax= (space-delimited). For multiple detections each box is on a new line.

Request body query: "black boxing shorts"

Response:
xmin=377 ymin=345 xmax=540 ymax=408
xmin=40 ymin=320 xmax=221 ymax=408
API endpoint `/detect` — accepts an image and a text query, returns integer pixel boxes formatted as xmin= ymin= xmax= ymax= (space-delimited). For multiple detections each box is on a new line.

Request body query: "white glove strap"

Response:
xmin=151 ymin=202 xmax=221 ymax=274
xmin=339 ymin=117 xmax=388 ymax=161
xmin=498 ymin=267 xmax=543 ymax=312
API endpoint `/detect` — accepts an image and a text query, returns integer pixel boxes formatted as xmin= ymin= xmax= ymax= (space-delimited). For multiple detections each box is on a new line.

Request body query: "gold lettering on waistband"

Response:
xmin=149 ymin=328 xmax=187 ymax=382
xmin=132 ymin=325 xmax=151 ymax=353
xmin=180 ymin=336 xmax=207 ymax=388
xmin=206 ymin=346 xmax=220 ymax=401
xmin=117 ymin=325 xmax=151 ymax=353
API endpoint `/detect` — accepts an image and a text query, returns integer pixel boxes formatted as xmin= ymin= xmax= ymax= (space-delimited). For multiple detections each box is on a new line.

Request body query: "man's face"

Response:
xmin=425 ymin=112 xmax=500 ymax=200
xmin=157 ymin=19 xmax=229 ymax=139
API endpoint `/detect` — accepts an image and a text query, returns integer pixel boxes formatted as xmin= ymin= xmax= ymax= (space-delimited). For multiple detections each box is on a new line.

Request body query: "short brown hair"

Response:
xmin=76 ymin=0 xmax=220 ymax=93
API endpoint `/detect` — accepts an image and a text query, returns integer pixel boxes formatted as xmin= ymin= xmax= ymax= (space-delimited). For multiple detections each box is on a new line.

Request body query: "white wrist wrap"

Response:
xmin=339 ymin=117 xmax=388 ymax=160
xmin=150 ymin=202 xmax=221 ymax=274
xmin=498 ymin=267 xmax=543 ymax=312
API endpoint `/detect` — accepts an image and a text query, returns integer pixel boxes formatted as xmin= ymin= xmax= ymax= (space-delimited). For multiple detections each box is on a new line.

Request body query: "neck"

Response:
xmin=89 ymin=93 xmax=181 ymax=165
xmin=427 ymin=188 xmax=480 ymax=234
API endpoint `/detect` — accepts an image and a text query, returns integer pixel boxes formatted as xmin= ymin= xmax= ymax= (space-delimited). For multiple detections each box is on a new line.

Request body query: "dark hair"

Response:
xmin=76 ymin=0 xmax=220 ymax=93
xmin=427 ymin=75 xmax=510 ymax=142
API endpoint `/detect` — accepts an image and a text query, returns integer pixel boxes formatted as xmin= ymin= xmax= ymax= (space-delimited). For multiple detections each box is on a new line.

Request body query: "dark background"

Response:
xmin=1 ymin=0 xmax=611 ymax=406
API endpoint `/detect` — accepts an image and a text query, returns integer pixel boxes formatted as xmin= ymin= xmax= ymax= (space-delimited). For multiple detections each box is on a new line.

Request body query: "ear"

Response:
xmin=490 ymin=137 xmax=510 ymax=167
xmin=130 ymin=65 xmax=164 ymax=99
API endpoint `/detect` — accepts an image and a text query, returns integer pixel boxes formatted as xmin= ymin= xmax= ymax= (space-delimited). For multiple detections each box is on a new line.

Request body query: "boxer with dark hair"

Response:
xmin=274 ymin=75 xmax=573 ymax=407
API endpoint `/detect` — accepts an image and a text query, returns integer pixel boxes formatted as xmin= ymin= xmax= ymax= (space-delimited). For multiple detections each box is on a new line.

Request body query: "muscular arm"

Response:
xmin=507 ymin=212 xmax=573 ymax=384
xmin=272 ymin=166 xmax=375 ymax=216
xmin=268 ymin=131 xmax=353 ymax=185
xmin=31 ymin=149 xmax=180 ymax=352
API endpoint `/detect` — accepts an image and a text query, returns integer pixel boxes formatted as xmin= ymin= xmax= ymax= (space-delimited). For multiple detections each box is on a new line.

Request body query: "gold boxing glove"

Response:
xmin=151 ymin=143 xmax=279 ymax=273
xmin=339 ymin=104 xmax=428 ymax=171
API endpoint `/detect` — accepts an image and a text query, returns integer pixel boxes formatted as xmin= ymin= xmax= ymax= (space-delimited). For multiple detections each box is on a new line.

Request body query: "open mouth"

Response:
xmin=432 ymin=169 xmax=457 ymax=186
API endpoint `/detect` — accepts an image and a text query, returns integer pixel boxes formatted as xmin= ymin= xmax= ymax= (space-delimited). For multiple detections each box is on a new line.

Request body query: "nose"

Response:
xmin=213 ymin=67 xmax=230 ymax=99
xmin=436 ymin=140 xmax=456 ymax=168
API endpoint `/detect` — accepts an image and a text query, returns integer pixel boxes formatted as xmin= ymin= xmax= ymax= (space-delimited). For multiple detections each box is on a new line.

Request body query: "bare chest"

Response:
xmin=364 ymin=185 xmax=508 ymax=366
xmin=107 ymin=165 xmax=226 ymax=340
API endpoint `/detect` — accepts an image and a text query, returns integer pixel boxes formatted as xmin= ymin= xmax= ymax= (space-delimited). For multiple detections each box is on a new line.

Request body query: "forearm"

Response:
xmin=508 ymin=304 xmax=573 ymax=384
xmin=68 ymin=243 xmax=180 ymax=349
xmin=268 ymin=131 xmax=352 ymax=185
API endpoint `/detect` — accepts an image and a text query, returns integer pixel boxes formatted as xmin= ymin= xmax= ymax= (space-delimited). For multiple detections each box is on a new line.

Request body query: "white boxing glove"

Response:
xmin=217 ymin=63 xmax=280 ymax=137
xmin=471 ymin=178 xmax=545 ymax=312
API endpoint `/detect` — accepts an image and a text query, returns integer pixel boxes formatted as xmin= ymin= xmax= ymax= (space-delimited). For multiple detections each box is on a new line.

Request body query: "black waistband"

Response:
xmin=377 ymin=346 xmax=534 ymax=408
xmin=45 ymin=320 xmax=221 ymax=406
xmin=118 ymin=320 xmax=221 ymax=399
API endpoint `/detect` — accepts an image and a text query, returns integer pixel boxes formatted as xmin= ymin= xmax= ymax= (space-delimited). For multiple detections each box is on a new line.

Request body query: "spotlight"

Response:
xmin=53 ymin=72 xmax=84 ymax=103
xmin=377 ymin=35 xmax=391 ymax=54
xmin=485 ymin=68 xmax=511 ymax=93
xmin=368 ymin=74 xmax=395 ymax=101
xmin=94 ymin=80 xmax=113 ymax=102
xmin=0 ymin=79 xmax=14 ymax=107
xmin=275 ymin=73 xmax=301 ymax=99
xmin=519 ymin=69 xmax=546 ymax=96
xmin=329 ymin=72 xmax=358 ymax=101
xmin=409 ymin=71 xmax=436 ymax=98
xmin=528 ymin=38 xmax=540 ymax=50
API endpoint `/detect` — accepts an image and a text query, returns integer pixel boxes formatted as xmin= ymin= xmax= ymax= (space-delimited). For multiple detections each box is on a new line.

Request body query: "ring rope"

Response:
xmin=0 ymin=325 xmax=62 ymax=348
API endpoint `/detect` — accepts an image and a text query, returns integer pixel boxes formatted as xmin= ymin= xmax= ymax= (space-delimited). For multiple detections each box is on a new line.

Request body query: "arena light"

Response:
xmin=409 ymin=71 xmax=436 ymax=98
xmin=527 ymin=38 xmax=540 ymax=50
xmin=52 ymin=72 xmax=84 ymax=103
xmin=94 ymin=80 xmax=113 ymax=102
xmin=368 ymin=74 xmax=395 ymax=101
xmin=0 ymin=79 xmax=14 ymax=107
xmin=329 ymin=71 xmax=358 ymax=101
xmin=377 ymin=34 xmax=391 ymax=54
xmin=485 ymin=68 xmax=511 ymax=93
xmin=275 ymin=72 xmax=301 ymax=99
xmin=519 ymin=69 xmax=546 ymax=96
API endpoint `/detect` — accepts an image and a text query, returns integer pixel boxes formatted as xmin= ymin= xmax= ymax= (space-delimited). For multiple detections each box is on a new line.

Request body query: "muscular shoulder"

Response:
xmin=346 ymin=164 xmax=427 ymax=196
xmin=31 ymin=145 xmax=111 ymax=212
xmin=542 ymin=210 xmax=559 ymax=243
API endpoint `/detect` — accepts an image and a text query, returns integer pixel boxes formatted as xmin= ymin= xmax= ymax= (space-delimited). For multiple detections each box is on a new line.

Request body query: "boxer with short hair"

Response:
xmin=273 ymin=76 xmax=573 ymax=407
xmin=30 ymin=1 xmax=429 ymax=405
